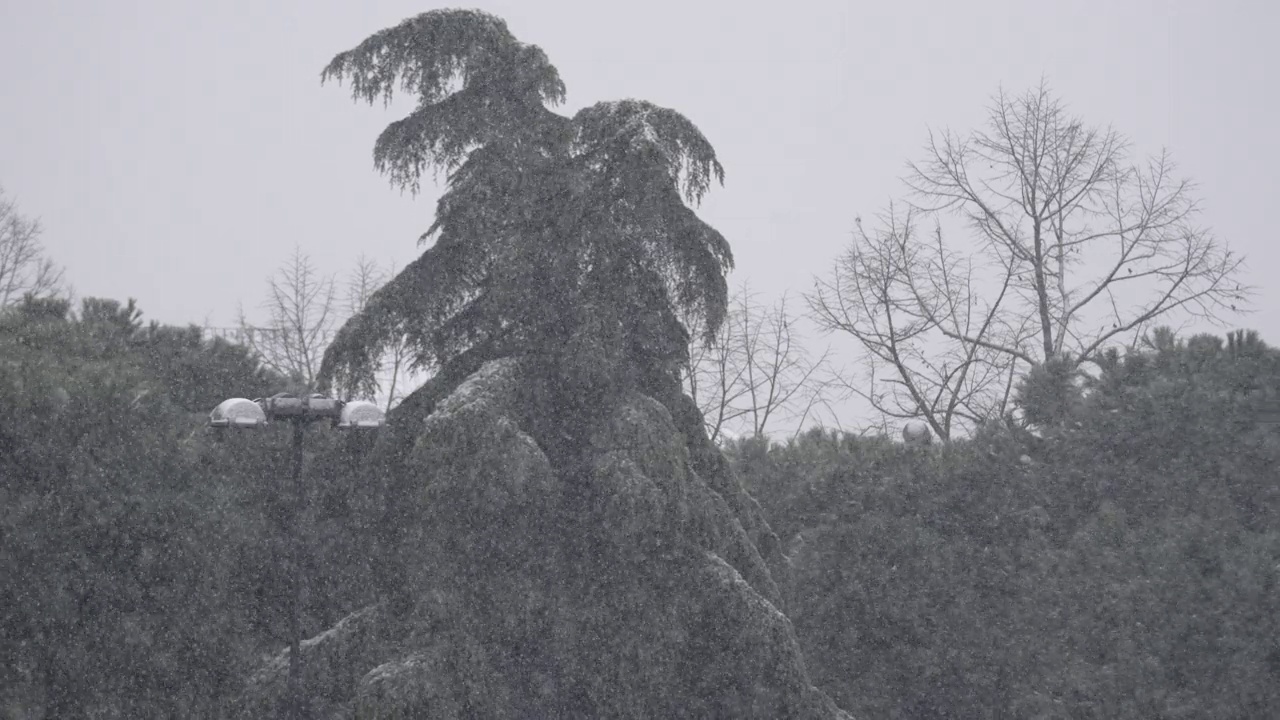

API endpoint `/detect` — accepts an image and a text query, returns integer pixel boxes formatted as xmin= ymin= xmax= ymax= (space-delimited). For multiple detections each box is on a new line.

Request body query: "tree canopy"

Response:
xmin=317 ymin=10 xmax=733 ymax=406
xmin=809 ymin=85 xmax=1250 ymax=438
xmin=0 ymin=297 xmax=310 ymax=717
xmin=734 ymin=326 xmax=1280 ymax=716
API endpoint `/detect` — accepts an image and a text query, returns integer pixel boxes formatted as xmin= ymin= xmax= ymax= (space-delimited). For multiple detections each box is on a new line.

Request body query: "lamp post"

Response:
xmin=210 ymin=393 xmax=385 ymax=720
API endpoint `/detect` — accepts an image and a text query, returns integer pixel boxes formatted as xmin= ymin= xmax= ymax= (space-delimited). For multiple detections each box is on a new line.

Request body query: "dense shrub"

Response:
xmin=732 ymin=329 xmax=1280 ymax=717
xmin=0 ymin=298 xmax=378 ymax=717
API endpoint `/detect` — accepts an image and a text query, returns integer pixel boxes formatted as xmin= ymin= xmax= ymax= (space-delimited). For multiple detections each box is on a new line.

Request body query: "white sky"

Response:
xmin=2 ymin=0 xmax=1277 ymax=429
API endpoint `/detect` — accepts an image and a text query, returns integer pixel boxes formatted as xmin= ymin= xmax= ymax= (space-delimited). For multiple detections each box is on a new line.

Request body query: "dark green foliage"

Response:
xmin=1 ymin=299 xmax=230 ymax=715
xmin=1014 ymin=353 xmax=1085 ymax=428
xmin=134 ymin=322 xmax=280 ymax=413
xmin=322 ymin=9 xmax=567 ymax=188
xmin=318 ymin=9 xmax=732 ymax=421
xmin=734 ymin=328 xmax=1280 ymax=717
xmin=0 ymin=297 xmax=380 ymax=716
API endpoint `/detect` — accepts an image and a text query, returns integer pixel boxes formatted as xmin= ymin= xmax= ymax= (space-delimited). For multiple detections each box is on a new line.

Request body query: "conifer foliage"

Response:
xmin=318 ymin=10 xmax=733 ymax=405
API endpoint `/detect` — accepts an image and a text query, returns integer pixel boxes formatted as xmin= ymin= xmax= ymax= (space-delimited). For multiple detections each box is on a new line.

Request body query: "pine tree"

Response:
xmin=317 ymin=10 xmax=733 ymax=419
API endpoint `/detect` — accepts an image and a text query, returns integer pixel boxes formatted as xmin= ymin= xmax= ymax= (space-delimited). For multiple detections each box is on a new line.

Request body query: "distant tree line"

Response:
xmin=5 ymin=289 xmax=1277 ymax=716
xmin=732 ymin=324 xmax=1280 ymax=717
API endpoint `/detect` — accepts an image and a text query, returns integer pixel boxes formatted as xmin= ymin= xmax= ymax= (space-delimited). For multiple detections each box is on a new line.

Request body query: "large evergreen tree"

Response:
xmin=317 ymin=10 xmax=733 ymax=421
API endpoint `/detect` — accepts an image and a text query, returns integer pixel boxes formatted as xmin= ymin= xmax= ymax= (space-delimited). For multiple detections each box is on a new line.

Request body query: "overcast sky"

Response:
xmin=2 ymin=0 xmax=1276 ymax=427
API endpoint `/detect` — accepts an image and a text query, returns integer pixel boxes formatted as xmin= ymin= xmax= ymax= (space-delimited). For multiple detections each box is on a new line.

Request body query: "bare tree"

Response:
xmin=811 ymin=84 xmax=1251 ymax=437
xmin=0 ymin=187 xmax=64 ymax=307
xmin=238 ymin=246 xmax=338 ymax=389
xmin=345 ymin=255 xmax=384 ymax=317
xmin=685 ymin=284 xmax=831 ymax=441
xmin=808 ymin=207 xmax=1021 ymax=440
xmin=344 ymin=255 xmax=417 ymax=411
xmin=685 ymin=293 xmax=750 ymax=441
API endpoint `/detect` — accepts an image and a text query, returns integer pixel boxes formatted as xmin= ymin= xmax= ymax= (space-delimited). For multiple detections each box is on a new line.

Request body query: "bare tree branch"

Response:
xmin=818 ymin=84 xmax=1253 ymax=435
xmin=239 ymin=246 xmax=338 ymax=390
xmin=0 ymin=187 xmax=65 ymax=307
xmin=683 ymin=283 xmax=832 ymax=441
xmin=343 ymin=256 xmax=421 ymax=410
xmin=806 ymin=205 xmax=1018 ymax=439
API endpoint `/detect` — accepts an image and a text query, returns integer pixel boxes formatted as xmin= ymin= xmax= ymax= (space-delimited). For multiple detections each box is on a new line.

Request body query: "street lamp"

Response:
xmin=209 ymin=392 xmax=385 ymax=720
xmin=902 ymin=420 xmax=933 ymax=447
xmin=209 ymin=397 xmax=268 ymax=428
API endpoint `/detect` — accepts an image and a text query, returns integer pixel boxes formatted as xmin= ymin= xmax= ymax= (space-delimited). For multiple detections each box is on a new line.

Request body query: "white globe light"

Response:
xmin=210 ymin=398 xmax=267 ymax=428
xmin=902 ymin=421 xmax=932 ymax=446
xmin=337 ymin=400 xmax=386 ymax=429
